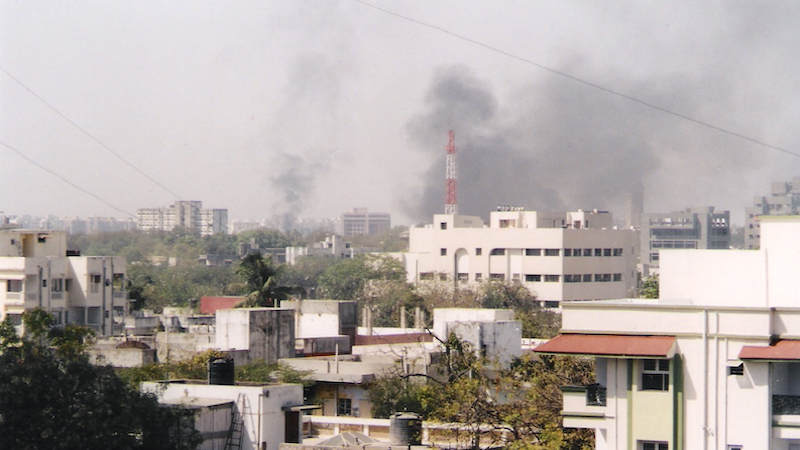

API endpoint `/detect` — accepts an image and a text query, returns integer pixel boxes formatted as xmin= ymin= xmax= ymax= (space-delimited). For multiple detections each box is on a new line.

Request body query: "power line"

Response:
xmin=0 ymin=140 xmax=136 ymax=217
xmin=0 ymin=65 xmax=186 ymax=199
xmin=353 ymin=0 xmax=799 ymax=159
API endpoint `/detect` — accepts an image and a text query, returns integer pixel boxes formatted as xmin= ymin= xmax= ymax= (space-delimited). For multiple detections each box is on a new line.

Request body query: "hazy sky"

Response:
xmin=2 ymin=1 xmax=799 ymax=226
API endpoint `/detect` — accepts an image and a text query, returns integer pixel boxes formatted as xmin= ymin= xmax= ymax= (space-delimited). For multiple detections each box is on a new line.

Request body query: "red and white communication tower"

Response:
xmin=445 ymin=130 xmax=458 ymax=215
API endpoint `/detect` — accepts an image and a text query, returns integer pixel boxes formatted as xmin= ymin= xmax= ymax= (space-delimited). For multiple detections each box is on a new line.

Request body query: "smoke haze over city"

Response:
xmin=2 ymin=1 xmax=799 ymax=226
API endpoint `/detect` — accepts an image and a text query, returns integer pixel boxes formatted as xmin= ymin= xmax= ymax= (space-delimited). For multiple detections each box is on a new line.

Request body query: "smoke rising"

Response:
xmin=405 ymin=62 xmax=776 ymax=223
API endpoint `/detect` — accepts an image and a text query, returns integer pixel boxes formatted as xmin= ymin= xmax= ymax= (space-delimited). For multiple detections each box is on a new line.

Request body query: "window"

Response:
xmin=457 ymin=273 xmax=468 ymax=282
xmin=7 ymin=280 xmax=22 ymax=292
xmin=544 ymin=249 xmax=560 ymax=257
xmin=613 ymin=248 xmax=623 ymax=256
xmin=51 ymin=278 xmax=63 ymax=292
xmin=564 ymin=248 xmax=572 ymax=257
xmin=594 ymin=248 xmax=602 ymax=257
xmin=525 ymin=248 xmax=541 ymax=256
xmin=38 ymin=235 xmax=47 ymax=243
xmin=650 ymin=252 xmax=660 ymax=262
xmin=564 ymin=274 xmax=582 ymax=283
xmin=475 ymin=248 xmax=482 ymax=256
xmin=41 ymin=279 xmax=47 ymax=288
xmin=642 ymin=359 xmax=670 ymax=391
xmin=544 ymin=275 xmax=560 ymax=282
xmin=420 ymin=273 xmax=434 ymax=281
xmin=602 ymin=273 xmax=611 ymax=282
xmin=525 ymin=274 xmax=541 ymax=282
xmin=475 ymin=273 xmax=483 ymax=282
xmin=641 ymin=443 xmax=668 ymax=450
xmin=441 ymin=248 xmax=447 ymax=256
xmin=490 ymin=248 xmax=506 ymax=256
xmin=90 ymin=274 xmax=102 ymax=293
xmin=583 ymin=248 xmax=592 ymax=257
xmin=582 ymin=274 xmax=592 ymax=282
xmin=438 ymin=273 xmax=448 ymax=281
xmin=613 ymin=273 xmax=622 ymax=282
xmin=337 ymin=398 xmax=352 ymax=416
xmin=440 ymin=222 xmax=447 ymax=230
xmin=512 ymin=273 xmax=520 ymax=281
xmin=603 ymin=248 xmax=611 ymax=257
xmin=490 ymin=274 xmax=505 ymax=281
xmin=729 ymin=364 xmax=744 ymax=376
xmin=594 ymin=274 xmax=603 ymax=282
xmin=572 ymin=248 xmax=582 ymax=257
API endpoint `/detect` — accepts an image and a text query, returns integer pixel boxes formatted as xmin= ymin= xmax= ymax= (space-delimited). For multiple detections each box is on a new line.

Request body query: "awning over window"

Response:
xmin=739 ymin=340 xmax=800 ymax=361
xmin=534 ymin=334 xmax=676 ymax=358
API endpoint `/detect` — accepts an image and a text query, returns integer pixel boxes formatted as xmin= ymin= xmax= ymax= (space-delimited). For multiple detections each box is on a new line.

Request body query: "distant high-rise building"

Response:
xmin=336 ymin=208 xmax=391 ymax=236
xmin=137 ymin=201 xmax=227 ymax=236
xmin=745 ymin=178 xmax=800 ymax=250
xmin=641 ymin=206 xmax=730 ymax=275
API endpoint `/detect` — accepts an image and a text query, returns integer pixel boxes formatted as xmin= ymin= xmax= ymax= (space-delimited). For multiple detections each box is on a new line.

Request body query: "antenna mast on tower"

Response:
xmin=445 ymin=130 xmax=458 ymax=215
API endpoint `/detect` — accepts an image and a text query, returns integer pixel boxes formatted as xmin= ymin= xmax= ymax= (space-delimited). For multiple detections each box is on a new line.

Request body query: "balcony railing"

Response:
xmin=562 ymin=384 xmax=607 ymax=408
xmin=586 ymin=384 xmax=607 ymax=407
xmin=774 ymin=395 xmax=800 ymax=415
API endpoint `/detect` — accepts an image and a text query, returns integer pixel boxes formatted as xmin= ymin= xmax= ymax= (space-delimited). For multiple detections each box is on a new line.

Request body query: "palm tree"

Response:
xmin=233 ymin=253 xmax=296 ymax=307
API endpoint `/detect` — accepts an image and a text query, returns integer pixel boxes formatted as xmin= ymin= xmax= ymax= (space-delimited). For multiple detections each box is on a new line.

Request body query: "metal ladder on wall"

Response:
xmin=224 ymin=393 xmax=249 ymax=450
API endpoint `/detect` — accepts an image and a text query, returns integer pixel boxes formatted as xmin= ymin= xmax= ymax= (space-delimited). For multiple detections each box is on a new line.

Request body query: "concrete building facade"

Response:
xmin=640 ymin=206 xmax=730 ymax=275
xmin=745 ymin=178 xmax=800 ymax=249
xmin=0 ymin=229 xmax=126 ymax=335
xmin=142 ymin=381 xmax=306 ymax=450
xmin=535 ymin=215 xmax=800 ymax=449
xmin=137 ymin=200 xmax=228 ymax=236
xmin=401 ymin=210 xmax=637 ymax=307
xmin=337 ymin=208 xmax=391 ymax=237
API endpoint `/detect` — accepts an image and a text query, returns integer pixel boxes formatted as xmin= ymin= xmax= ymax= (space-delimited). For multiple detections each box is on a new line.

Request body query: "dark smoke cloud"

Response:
xmin=404 ymin=63 xmax=769 ymax=223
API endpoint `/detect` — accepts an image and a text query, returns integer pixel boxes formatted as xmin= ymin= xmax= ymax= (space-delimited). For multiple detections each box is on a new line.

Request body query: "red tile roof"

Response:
xmin=533 ymin=334 xmax=676 ymax=358
xmin=739 ymin=340 xmax=800 ymax=361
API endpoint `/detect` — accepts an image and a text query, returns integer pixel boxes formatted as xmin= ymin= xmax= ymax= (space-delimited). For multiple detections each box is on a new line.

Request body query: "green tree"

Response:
xmin=280 ymin=255 xmax=339 ymax=299
xmin=317 ymin=254 xmax=405 ymax=301
xmin=0 ymin=315 xmax=201 ymax=450
xmin=480 ymin=282 xmax=560 ymax=338
xmin=367 ymin=335 xmax=595 ymax=449
xmin=232 ymin=253 xmax=297 ymax=307
xmin=640 ymin=274 xmax=659 ymax=299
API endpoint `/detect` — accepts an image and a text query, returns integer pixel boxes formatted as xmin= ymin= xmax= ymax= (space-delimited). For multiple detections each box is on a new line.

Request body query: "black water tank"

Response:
xmin=208 ymin=357 xmax=235 ymax=385
xmin=389 ymin=412 xmax=422 ymax=446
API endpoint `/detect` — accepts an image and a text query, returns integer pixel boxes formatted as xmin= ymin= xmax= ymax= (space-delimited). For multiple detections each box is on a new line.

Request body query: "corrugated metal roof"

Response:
xmin=739 ymin=340 xmax=800 ymax=361
xmin=533 ymin=334 xmax=676 ymax=358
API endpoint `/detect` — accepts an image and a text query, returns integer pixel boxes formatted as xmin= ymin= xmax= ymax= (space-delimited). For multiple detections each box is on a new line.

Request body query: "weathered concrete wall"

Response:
xmin=90 ymin=347 xmax=157 ymax=367
xmin=217 ymin=308 xmax=296 ymax=363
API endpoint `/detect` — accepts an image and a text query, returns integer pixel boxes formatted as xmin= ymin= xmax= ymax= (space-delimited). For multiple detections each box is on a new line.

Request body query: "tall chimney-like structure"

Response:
xmin=445 ymin=130 xmax=457 ymax=215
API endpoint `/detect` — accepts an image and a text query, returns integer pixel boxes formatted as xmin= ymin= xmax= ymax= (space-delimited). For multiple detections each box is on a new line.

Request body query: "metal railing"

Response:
xmin=774 ymin=395 xmax=800 ymax=415
xmin=586 ymin=384 xmax=607 ymax=407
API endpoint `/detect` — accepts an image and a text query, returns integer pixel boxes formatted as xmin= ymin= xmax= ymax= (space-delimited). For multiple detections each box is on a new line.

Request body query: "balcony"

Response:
xmin=773 ymin=395 xmax=800 ymax=439
xmin=561 ymin=384 xmax=607 ymax=429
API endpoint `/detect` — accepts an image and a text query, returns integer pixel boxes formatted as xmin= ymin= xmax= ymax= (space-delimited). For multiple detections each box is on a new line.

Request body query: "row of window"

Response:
xmin=421 ymin=273 xmax=624 ymax=283
xmin=441 ymin=248 xmax=625 ymax=257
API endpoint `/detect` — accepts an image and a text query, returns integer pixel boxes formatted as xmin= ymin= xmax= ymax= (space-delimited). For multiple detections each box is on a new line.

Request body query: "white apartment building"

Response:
xmin=137 ymin=200 xmax=228 ymax=236
xmin=401 ymin=209 xmax=637 ymax=307
xmin=0 ymin=229 xmax=126 ymax=335
xmin=535 ymin=215 xmax=800 ymax=449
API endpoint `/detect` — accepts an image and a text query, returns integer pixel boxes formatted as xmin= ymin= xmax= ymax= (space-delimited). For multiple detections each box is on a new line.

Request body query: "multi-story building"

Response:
xmin=401 ymin=209 xmax=637 ymax=307
xmin=336 ymin=208 xmax=391 ymax=236
xmin=137 ymin=200 xmax=227 ymax=236
xmin=745 ymin=178 xmax=800 ymax=249
xmin=0 ymin=229 xmax=126 ymax=335
xmin=535 ymin=215 xmax=800 ymax=449
xmin=640 ymin=206 xmax=730 ymax=275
